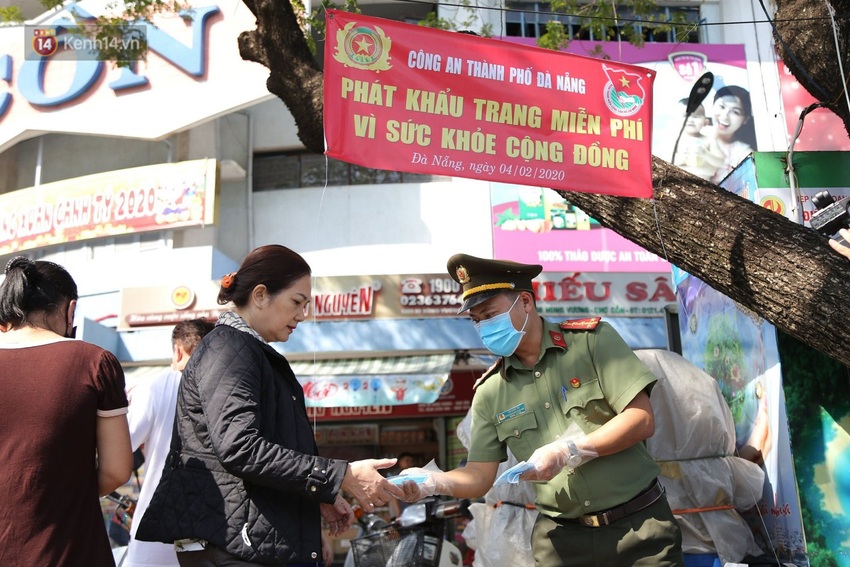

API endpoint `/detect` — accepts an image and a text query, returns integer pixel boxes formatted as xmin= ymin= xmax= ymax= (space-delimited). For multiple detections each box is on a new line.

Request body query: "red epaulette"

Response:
xmin=559 ymin=317 xmax=602 ymax=331
xmin=473 ymin=357 xmax=504 ymax=390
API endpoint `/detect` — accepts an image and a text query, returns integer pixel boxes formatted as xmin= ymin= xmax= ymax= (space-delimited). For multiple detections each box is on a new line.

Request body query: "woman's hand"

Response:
xmin=320 ymin=494 xmax=354 ymax=536
xmin=341 ymin=459 xmax=405 ymax=512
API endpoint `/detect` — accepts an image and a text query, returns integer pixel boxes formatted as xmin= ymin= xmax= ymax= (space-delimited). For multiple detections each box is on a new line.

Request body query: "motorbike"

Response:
xmin=102 ymin=490 xmax=136 ymax=566
xmin=346 ymin=497 xmax=470 ymax=567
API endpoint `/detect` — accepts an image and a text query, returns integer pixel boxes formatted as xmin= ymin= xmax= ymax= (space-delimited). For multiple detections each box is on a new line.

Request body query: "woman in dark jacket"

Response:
xmin=137 ymin=245 xmax=404 ymax=566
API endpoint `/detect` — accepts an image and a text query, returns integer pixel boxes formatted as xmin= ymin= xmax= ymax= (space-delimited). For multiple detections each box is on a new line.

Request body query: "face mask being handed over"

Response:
xmin=475 ymin=296 xmax=529 ymax=357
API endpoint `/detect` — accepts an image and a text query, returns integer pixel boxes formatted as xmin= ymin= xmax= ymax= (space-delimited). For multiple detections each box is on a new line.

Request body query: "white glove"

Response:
xmin=524 ymin=423 xmax=597 ymax=481
xmin=397 ymin=462 xmax=452 ymax=501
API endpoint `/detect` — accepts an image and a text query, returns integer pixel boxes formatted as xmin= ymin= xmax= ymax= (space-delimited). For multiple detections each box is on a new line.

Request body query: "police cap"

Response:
xmin=447 ymin=253 xmax=542 ymax=313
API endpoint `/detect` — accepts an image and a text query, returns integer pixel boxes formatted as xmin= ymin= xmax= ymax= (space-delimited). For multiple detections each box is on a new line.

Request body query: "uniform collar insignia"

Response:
xmin=549 ymin=329 xmax=567 ymax=348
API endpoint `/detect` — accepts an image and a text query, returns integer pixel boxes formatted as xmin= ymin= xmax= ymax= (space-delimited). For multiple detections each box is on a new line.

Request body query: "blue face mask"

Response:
xmin=474 ymin=296 xmax=529 ymax=357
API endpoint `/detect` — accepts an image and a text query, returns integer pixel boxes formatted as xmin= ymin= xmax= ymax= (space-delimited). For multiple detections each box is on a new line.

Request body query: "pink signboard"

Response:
xmin=494 ymin=41 xmax=753 ymax=272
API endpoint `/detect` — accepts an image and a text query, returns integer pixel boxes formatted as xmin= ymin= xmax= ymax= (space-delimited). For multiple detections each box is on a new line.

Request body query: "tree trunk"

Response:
xmin=559 ymin=157 xmax=850 ymax=367
xmin=773 ymin=0 xmax=850 ymax=133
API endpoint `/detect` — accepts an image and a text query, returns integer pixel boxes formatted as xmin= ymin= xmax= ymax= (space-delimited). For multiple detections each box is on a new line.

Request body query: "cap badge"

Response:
xmin=456 ymin=265 xmax=471 ymax=284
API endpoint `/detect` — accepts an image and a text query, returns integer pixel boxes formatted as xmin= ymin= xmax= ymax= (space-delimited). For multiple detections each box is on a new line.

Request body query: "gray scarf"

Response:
xmin=216 ymin=311 xmax=266 ymax=344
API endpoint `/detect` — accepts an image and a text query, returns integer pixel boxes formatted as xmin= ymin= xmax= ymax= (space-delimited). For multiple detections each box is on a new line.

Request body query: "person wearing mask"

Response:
xmin=136 ymin=244 xmax=404 ymax=566
xmin=124 ymin=319 xmax=215 ymax=567
xmin=398 ymin=254 xmax=683 ymax=565
xmin=0 ymin=256 xmax=133 ymax=566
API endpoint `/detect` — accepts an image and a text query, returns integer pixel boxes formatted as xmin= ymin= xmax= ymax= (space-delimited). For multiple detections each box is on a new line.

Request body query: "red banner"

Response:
xmin=323 ymin=10 xmax=654 ymax=198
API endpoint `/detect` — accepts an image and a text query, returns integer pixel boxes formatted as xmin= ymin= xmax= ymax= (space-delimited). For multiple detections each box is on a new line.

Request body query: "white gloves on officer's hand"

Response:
xmin=523 ymin=423 xmax=597 ymax=481
xmin=397 ymin=462 xmax=451 ymax=501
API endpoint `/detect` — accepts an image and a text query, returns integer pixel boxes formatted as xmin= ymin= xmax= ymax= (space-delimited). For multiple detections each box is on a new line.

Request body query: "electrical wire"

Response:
xmin=786 ymin=102 xmax=826 ymax=223
xmin=385 ymin=0 xmax=848 ymax=32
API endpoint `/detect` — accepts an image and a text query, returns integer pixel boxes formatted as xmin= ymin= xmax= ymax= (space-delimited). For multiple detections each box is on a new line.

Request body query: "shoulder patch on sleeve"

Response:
xmin=473 ymin=357 xmax=504 ymax=390
xmin=559 ymin=317 xmax=602 ymax=331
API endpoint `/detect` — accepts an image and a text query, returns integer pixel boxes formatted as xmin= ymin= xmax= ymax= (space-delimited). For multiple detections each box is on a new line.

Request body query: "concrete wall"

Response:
xmin=252 ymin=179 xmax=495 ymax=276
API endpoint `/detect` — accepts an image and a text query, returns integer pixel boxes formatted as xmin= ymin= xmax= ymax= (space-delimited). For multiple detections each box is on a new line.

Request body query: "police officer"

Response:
xmin=399 ymin=254 xmax=683 ymax=566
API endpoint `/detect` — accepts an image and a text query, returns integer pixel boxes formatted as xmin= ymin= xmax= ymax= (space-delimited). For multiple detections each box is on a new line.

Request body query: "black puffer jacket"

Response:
xmin=136 ymin=325 xmax=349 ymax=564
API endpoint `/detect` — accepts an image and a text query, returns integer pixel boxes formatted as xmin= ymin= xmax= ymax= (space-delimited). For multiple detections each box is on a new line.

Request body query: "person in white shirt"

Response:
xmin=125 ymin=319 xmax=214 ymax=567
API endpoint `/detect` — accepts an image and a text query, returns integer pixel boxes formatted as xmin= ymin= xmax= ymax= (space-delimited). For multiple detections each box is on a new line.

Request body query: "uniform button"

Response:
xmin=513 ymin=429 xmax=519 ymax=437
xmin=321 ymin=469 xmax=326 ymax=474
xmin=292 ymin=395 xmax=297 ymax=401
xmin=584 ymin=500 xmax=590 ymax=507
xmin=534 ymin=371 xmax=541 ymax=378
xmin=544 ymin=402 xmax=550 ymax=409
xmin=310 ymin=486 xmax=317 ymax=492
xmin=311 ymin=552 xmax=318 ymax=559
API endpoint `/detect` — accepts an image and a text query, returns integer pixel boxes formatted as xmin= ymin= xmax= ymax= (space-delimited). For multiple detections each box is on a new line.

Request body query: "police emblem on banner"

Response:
xmin=333 ymin=20 xmax=392 ymax=72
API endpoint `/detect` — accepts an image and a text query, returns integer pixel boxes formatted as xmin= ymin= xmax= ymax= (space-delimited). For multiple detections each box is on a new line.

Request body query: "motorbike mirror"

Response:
xmin=397 ymin=502 xmax=427 ymax=527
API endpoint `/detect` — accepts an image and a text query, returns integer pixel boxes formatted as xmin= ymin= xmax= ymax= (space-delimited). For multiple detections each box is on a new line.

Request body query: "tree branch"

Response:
xmin=559 ymin=157 xmax=850 ymax=367
xmin=238 ymin=0 xmax=325 ymax=152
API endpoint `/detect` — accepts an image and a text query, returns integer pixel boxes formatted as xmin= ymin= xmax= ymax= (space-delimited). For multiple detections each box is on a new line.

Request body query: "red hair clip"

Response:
xmin=221 ymin=272 xmax=237 ymax=289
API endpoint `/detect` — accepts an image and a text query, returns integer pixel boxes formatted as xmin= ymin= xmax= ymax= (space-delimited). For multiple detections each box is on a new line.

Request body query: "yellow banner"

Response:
xmin=0 ymin=159 xmax=217 ymax=254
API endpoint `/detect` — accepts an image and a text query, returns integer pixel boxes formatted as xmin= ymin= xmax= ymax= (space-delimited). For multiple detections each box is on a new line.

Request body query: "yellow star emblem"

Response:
xmin=355 ymin=36 xmax=373 ymax=54
xmin=619 ymin=76 xmax=630 ymax=88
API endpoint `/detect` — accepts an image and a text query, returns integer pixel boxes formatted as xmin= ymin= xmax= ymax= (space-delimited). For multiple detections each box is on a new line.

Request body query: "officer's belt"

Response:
xmin=558 ymin=479 xmax=664 ymax=528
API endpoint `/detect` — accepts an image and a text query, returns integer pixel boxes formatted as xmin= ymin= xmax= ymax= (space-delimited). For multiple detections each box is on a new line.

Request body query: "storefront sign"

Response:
xmin=324 ymin=10 xmax=655 ymax=198
xmin=294 ymin=354 xmax=455 ymax=408
xmin=742 ymin=151 xmax=850 ymax=226
xmin=119 ymin=271 xmax=673 ymax=328
xmin=300 ymin=373 xmax=448 ymax=407
xmin=534 ymin=272 xmax=674 ymax=317
xmin=777 ymin=59 xmax=850 ymax=151
xmin=0 ymin=159 xmax=216 ymax=254
xmin=0 ymin=0 xmax=273 ymax=152
xmin=124 ymin=308 xmax=224 ymax=327
xmin=120 ymin=280 xmax=222 ymax=330
xmin=494 ymin=41 xmax=754 ymax=271
xmin=306 ymin=372 xmax=476 ymax=420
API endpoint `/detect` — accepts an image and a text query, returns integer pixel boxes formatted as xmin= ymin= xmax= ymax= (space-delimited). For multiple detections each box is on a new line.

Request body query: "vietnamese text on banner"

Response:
xmin=323 ymin=9 xmax=655 ymax=198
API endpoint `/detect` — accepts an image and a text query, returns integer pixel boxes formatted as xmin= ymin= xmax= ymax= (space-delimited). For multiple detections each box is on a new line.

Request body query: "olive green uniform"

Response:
xmin=468 ymin=318 xmax=683 ymax=565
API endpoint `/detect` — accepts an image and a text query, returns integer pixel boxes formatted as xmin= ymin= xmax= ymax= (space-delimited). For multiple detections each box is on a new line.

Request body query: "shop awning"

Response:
xmin=290 ymin=353 xmax=456 ymax=408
